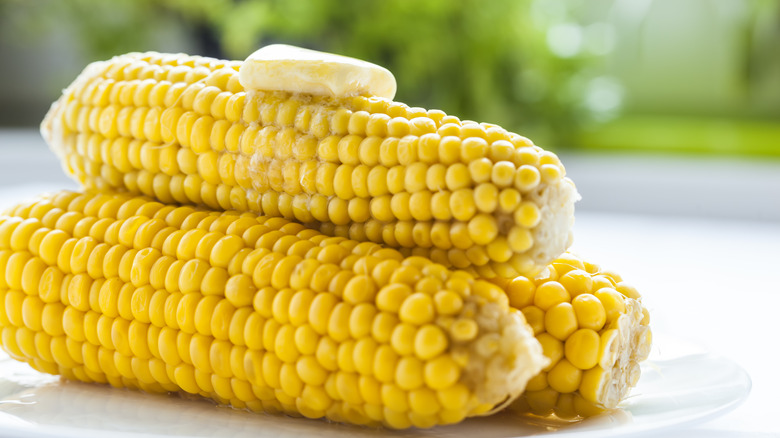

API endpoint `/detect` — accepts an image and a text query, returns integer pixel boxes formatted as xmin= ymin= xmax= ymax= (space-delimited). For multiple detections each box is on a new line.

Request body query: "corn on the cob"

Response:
xmin=493 ymin=252 xmax=652 ymax=419
xmin=0 ymin=190 xmax=547 ymax=429
xmin=40 ymin=46 xmax=578 ymax=279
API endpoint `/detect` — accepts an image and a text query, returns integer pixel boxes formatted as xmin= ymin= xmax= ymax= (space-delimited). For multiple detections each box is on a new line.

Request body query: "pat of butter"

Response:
xmin=239 ymin=44 xmax=396 ymax=99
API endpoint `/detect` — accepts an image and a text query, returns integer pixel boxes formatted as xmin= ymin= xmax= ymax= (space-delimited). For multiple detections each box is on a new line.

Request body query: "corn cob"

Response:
xmin=493 ymin=252 xmax=652 ymax=419
xmin=40 ymin=46 xmax=578 ymax=279
xmin=0 ymin=190 xmax=547 ymax=429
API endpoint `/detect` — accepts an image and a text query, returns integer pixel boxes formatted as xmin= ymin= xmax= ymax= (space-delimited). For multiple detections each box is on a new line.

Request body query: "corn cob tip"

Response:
xmin=508 ymin=177 xmax=579 ymax=275
xmin=457 ymin=293 xmax=549 ymax=413
xmin=495 ymin=252 xmax=652 ymax=419
xmin=590 ymin=298 xmax=651 ymax=409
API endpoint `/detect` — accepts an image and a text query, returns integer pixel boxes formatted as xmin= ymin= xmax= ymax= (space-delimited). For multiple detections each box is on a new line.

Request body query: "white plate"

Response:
xmin=0 ymin=336 xmax=750 ymax=438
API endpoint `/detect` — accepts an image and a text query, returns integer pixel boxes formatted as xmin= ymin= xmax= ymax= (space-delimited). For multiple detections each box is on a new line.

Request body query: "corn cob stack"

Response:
xmin=3 ymin=45 xmax=653 ymax=428
xmin=0 ymin=190 xmax=652 ymax=424
xmin=0 ymin=190 xmax=547 ymax=429
xmin=497 ymin=252 xmax=652 ymax=419
xmin=40 ymin=45 xmax=579 ymax=279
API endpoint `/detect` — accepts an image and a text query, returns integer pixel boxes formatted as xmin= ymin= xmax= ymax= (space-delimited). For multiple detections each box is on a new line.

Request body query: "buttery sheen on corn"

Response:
xmin=41 ymin=47 xmax=578 ymax=279
xmin=493 ymin=253 xmax=652 ymax=419
xmin=0 ymin=190 xmax=547 ymax=429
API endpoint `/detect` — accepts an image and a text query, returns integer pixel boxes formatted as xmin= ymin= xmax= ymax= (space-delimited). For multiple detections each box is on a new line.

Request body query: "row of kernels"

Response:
xmin=248 ymin=94 xmax=345 ymax=137
xmin=75 ymin=75 xmax=238 ymax=117
xmin=243 ymin=92 xmax=358 ymax=140
xmin=327 ymin=133 xmax=548 ymax=175
xmin=508 ymin=273 xmax=621 ymax=316
xmin=102 ymin=56 xmax=191 ymax=82
xmin=0 ymin=216 xmax=41 ymax=251
xmin=547 ymin=253 xmax=591 ymax=277
xmin=69 ymin=134 xmax=179 ymax=177
xmin=534 ymin=359 xmax=619 ymax=406
xmin=314 ymin=168 xmax=536 ymax=220
xmin=352 ymin=216 xmax=526 ymax=258
xmin=116 ymin=168 xmax=252 ymax=213
xmin=397 ymin=241 xmax=512 ymax=278
xmin=99 ymin=55 xmax=242 ymax=91
xmin=519 ymin=295 xmax=607 ymax=341
xmin=350 ymin=96 xmax=430 ymax=122
xmin=64 ymin=102 xmax=163 ymax=143
xmin=164 ymin=112 xmax=368 ymax=172
xmin=13 ymin=199 xmax=256 ymax=272
xmin=129 ymin=164 xmax=531 ymax=234
xmin=346 ymin=111 xmax=428 ymax=139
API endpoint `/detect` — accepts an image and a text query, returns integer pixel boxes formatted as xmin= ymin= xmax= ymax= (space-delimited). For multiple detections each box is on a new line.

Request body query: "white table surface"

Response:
xmin=1 ymin=130 xmax=779 ymax=437
xmin=571 ymin=213 xmax=780 ymax=437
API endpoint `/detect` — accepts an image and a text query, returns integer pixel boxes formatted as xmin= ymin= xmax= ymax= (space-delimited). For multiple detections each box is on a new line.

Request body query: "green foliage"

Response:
xmin=5 ymin=0 xmax=776 ymax=153
xmin=2 ymin=0 xmax=601 ymax=147
xmin=2 ymin=0 xmax=164 ymax=58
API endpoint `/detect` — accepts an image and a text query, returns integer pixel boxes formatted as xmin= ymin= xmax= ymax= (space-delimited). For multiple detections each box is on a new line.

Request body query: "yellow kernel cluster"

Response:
xmin=43 ymin=51 xmax=577 ymax=279
xmin=494 ymin=252 xmax=652 ymax=419
xmin=0 ymin=190 xmax=545 ymax=429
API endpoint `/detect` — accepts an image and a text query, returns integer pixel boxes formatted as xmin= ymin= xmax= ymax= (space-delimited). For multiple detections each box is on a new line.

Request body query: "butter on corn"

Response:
xmin=41 ymin=46 xmax=578 ymax=279
xmin=239 ymin=44 xmax=396 ymax=99
xmin=0 ymin=190 xmax=547 ymax=429
xmin=493 ymin=252 xmax=652 ymax=419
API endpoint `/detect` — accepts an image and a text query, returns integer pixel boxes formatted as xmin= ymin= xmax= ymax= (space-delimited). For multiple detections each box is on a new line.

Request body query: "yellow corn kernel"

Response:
xmin=594 ymin=288 xmax=627 ymax=323
xmin=571 ymin=294 xmax=607 ymax=331
xmin=547 ymin=359 xmax=582 ymax=394
xmin=545 ymin=303 xmax=578 ymax=342
xmin=536 ymin=333 xmax=563 ymax=372
xmin=564 ymin=329 xmax=600 ymax=370
xmin=534 ymin=281 xmax=570 ymax=311
xmin=558 ymin=269 xmax=593 ymax=297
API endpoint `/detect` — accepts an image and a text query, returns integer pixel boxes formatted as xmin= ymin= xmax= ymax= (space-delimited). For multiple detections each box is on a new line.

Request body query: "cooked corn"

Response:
xmin=492 ymin=252 xmax=652 ymax=419
xmin=41 ymin=46 xmax=578 ymax=279
xmin=0 ymin=190 xmax=547 ymax=429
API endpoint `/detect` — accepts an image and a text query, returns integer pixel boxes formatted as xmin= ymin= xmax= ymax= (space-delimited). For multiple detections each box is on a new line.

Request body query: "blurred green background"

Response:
xmin=1 ymin=0 xmax=778 ymax=155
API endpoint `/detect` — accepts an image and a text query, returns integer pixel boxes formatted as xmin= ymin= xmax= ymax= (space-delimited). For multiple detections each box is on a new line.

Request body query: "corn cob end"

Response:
xmin=496 ymin=253 xmax=652 ymax=419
